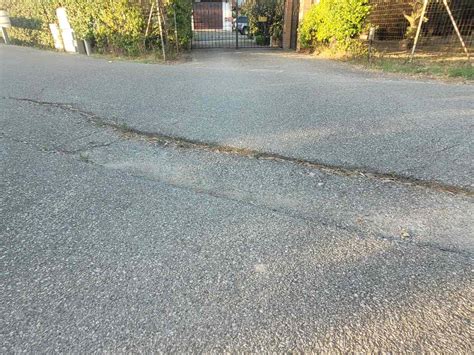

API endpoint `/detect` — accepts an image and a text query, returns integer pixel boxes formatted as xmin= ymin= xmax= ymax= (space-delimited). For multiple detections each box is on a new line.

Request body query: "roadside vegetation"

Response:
xmin=241 ymin=0 xmax=284 ymax=47
xmin=298 ymin=0 xmax=472 ymax=81
xmin=358 ymin=56 xmax=473 ymax=80
xmin=299 ymin=0 xmax=371 ymax=55
xmin=0 ymin=0 xmax=192 ymax=58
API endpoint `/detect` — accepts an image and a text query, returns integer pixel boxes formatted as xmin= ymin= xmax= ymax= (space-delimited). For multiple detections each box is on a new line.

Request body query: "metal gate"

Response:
xmin=191 ymin=0 xmax=278 ymax=49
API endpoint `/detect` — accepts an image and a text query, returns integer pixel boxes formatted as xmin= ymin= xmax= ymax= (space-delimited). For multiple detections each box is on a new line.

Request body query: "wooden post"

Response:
xmin=409 ymin=0 xmax=428 ymax=62
xmin=368 ymin=27 xmax=375 ymax=63
xmin=145 ymin=2 xmax=154 ymax=38
xmin=442 ymin=0 xmax=470 ymax=60
xmin=1 ymin=27 xmax=10 ymax=44
xmin=156 ymin=0 xmax=166 ymax=61
xmin=173 ymin=3 xmax=179 ymax=53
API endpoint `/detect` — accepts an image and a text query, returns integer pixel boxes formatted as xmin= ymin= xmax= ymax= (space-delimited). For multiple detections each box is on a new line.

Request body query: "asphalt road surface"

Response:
xmin=1 ymin=46 xmax=473 ymax=352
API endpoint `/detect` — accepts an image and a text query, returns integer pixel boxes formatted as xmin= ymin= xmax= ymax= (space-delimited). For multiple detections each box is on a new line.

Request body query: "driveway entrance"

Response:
xmin=191 ymin=0 xmax=280 ymax=49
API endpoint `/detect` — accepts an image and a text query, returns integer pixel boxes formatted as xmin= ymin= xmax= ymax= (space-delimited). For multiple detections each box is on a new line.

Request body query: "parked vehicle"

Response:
xmin=236 ymin=16 xmax=249 ymax=35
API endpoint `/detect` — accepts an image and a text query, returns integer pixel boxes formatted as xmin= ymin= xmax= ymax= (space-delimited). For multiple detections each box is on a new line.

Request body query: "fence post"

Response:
xmin=0 ymin=10 xmax=11 ymax=44
xmin=1 ymin=27 xmax=9 ymax=44
xmin=442 ymin=0 xmax=470 ymax=60
xmin=409 ymin=0 xmax=428 ymax=62
xmin=235 ymin=0 xmax=239 ymax=49
xmin=368 ymin=27 xmax=375 ymax=63
xmin=145 ymin=2 xmax=154 ymax=38
xmin=173 ymin=3 xmax=179 ymax=53
xmin=156 ymin=0 xmax=166 ymax=61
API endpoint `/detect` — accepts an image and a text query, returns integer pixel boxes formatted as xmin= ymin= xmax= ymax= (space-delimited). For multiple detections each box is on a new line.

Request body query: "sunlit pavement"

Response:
xmin=1 ymin=45 xmax=472 ymax=352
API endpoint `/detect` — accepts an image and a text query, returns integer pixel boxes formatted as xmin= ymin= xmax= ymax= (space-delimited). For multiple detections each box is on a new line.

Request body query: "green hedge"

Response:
xmin=241 ymin=0 xmax=284 ymax=41
xmin=0 ymin=0 xmax=192 ymax=56
xmin=169 ymin=0 xmax=193 ymax=49
xmin=299 ymin=0 xmax=371 ymax=52
xmin=0 ymin=0 xmax=55 ymax=48
xmin=146 ymin=0 xmax=192 ymax=52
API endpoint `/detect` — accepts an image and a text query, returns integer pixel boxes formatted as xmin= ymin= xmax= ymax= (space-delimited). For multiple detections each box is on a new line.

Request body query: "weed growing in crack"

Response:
xmin=79 ymin=152 xmax=91 ymax=163
xmin=118 ymin=122 xmax=130 ymax=131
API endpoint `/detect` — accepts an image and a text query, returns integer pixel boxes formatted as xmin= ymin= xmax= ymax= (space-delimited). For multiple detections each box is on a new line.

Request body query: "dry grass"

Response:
xmin=352 ymin=51 xmax=473 ymax=80
xmin=304 ymin=42 xmax=473 ymax=81
xmin=91 ymin=49 xmax=190 ymax=65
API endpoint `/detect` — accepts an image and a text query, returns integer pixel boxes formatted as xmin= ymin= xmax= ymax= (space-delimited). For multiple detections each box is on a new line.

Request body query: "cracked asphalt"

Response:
xmin=1 ymin=45 xmax=473 ymax=352
xmin=2 ymin=46 xmax=473 ymax=188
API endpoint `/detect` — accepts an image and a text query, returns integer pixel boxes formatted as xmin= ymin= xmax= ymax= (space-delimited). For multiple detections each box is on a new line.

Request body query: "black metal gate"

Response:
xmin=191 ymin=0 xmax=278 ymax=49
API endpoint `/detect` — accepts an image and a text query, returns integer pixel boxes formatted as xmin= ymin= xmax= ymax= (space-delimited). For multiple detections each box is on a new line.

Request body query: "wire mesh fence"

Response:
xmin=368 ymin=0 xmax=472 ymax=60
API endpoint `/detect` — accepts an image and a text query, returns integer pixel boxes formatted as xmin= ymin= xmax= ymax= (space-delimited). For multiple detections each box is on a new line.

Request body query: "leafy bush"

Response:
xmin=0 ymin=0 xmax=55 ymax=47
xmin=241 ymin=0 xmax=284 ymax=42
xmin=147 ymin=0 xmax=192 ymax=52
xmin=57 ymin=1 xmax=100 ymax=41
xmin=168 ymin=0 xmax=193 ymax=49
xmin=299 ymin=0 xmax=371 ymax=52
xmin=255 ymin=34 xmax=268 ymax=45
xmin=94 ymin=0 xmax=145 ymax=55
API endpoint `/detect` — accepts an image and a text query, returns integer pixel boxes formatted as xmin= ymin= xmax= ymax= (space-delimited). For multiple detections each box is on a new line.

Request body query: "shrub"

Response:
xmin=147 ymin=0 xmax=193 ymax=52
xmin=168 ymin=0 xmax=193 ymax=49
xmin=57 ymin=1 xmax=100 ymax=41
xmin=241 ymin=0 xmax=284 ymax=42
xmin=299 ymin=0 xmax=371 ymax=52
xmin=299 ymin=5 xmax=318 ymax=49
xmin=93 ymin=0 xmax=145 ymax=55
xmin=0 ymin=0 xmax=55 ymax=47
xmin=255 ymin=34 xmax=267 ymax=45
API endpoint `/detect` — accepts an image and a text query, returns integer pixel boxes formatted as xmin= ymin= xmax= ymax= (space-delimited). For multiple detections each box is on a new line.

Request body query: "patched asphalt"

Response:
xmin=1 ymin=46 xmax=473 ymax=188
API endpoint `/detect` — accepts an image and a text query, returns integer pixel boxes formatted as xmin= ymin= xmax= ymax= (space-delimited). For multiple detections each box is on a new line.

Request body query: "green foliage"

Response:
xmin=95 ymin=0 xmax=145 ymax=56
xmin=9 ymin=17 xmax=42 ymax=30
xmin=241 ymin=0 xmax=284 ymax=41
xmin=362 ymin=57 xmax=474 ymax=80
xmin=0 ymin=0 xmax=55 ymax=47
xmin=299 ymin=0 xmax=371 ymax=52
xmin=447 ymin=66 xmax=474 ymax=80
xmin=255 ymin=34 xmax=267 ymax=45
xmin=298 ymin=6 xmax=317 ymax=48
xmin=1 ymin=0 xmax=192 ymax=56
xmin=148 ymin=0 xmax=192 ymax=51
xmin=48 ymin=0 xmax=145 ymax=55
xmin=167 ymin=0 xmax=192 ymax=49
xmin=53 ymin=1 xmax=95 ymax=41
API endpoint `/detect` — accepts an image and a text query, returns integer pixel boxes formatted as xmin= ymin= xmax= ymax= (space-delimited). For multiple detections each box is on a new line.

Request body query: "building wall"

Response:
xmin=223 ymin=1 xmax=233 ymax=31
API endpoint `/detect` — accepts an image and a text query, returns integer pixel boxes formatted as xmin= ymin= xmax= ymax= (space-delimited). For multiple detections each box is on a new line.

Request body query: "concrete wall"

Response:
xmin=223 ymin=1 xmax=233 ymax=31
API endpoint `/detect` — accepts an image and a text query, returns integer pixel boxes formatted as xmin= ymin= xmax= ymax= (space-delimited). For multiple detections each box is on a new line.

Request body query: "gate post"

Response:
xmin=282 ymin=0 xmax=294 ymax=49
xmin=235 ymin=0 xmax=239 ymax=49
